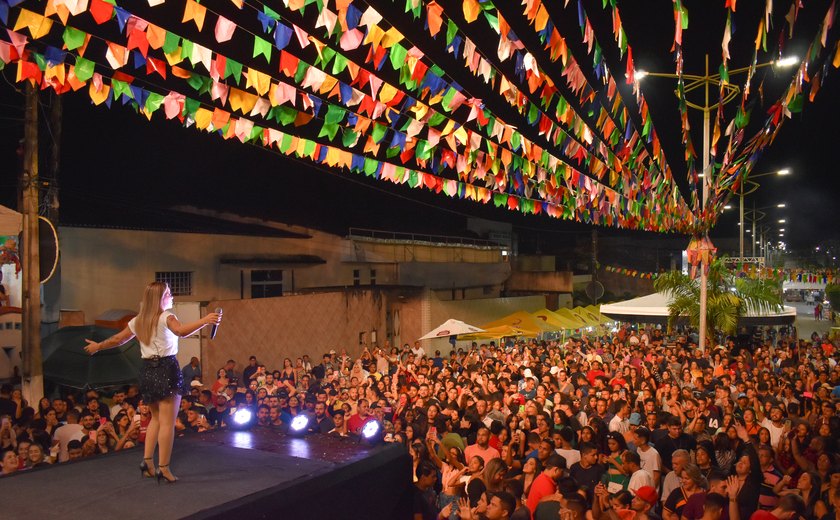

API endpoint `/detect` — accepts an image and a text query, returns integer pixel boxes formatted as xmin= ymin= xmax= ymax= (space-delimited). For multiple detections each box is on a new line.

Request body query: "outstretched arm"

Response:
xmin=84 ymin=326 xmax=135 ymax=354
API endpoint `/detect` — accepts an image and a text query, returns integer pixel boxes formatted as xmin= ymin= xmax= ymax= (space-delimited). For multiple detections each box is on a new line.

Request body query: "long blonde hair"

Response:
xmin=135 ymin=282 xmax=168 ymax=345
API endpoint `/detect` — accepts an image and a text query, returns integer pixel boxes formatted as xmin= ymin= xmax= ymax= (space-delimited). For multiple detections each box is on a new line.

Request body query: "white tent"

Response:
xmin=419 ymin=319 xmax=485 ymax=340
xmin=600 ymin=292 xmax=797 ymax=326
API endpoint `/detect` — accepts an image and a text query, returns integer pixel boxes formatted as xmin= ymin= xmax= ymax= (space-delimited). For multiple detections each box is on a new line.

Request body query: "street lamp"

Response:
xmin=736 ymin=168 xmax=792 ymax=260
xmin=635 ymin=54 xmax=798 ymax=351
xmin=733 ymin=202 xmax=788 ymax=258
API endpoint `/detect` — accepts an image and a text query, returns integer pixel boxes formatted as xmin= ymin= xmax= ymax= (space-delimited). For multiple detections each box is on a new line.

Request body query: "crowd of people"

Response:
xmin=2 ymin=324 xmax=840 ymax=520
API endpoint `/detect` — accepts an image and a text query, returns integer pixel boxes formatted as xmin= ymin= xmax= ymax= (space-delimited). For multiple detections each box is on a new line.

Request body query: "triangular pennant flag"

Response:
xmin=253 ymin=36 xmax=272 ymax=62
xmin=89 ymin=0 xmax=114 ymax=24
xmin=215 ymin=15 xmax=236 ymax=43
xmin=182 ymin=0 xmax=206 ymax=32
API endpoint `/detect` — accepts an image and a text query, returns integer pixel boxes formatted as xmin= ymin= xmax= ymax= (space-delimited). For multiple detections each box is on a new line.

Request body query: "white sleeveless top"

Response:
xmin=128 ymin=311 xmax=179 ymax=359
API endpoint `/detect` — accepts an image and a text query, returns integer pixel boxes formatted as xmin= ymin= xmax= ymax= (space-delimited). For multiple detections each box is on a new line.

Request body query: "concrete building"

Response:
xmin=42 ymin=211 xmax=555 ymax=376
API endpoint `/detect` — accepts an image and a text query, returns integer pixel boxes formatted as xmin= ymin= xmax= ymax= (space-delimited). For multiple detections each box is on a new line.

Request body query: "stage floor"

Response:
xmin=2 ymin=428 xmax=411 ymax=519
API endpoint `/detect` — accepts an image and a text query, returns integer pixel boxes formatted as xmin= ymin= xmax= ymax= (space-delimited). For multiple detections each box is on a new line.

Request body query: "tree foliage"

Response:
xmin=653 ymin=257 xmax=783 ymax=337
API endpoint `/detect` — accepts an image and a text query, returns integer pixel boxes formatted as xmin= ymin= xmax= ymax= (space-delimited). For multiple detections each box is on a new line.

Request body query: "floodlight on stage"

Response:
xmin=229 ymin=408 xmax=253 ymax=431
xmin=290 ymin=415 xmax=309 ymax=433
xmin=362 ymin=420 xmax=381 ymax=440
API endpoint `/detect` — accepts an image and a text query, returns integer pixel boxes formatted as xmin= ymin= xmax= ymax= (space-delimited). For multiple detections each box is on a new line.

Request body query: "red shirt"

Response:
xmin=346 ymin=413 xmax=374 ymax=435
xmin=526 ymin=472 xmax=557 ymax=516
xmin=587 ymin=369 xmax=606 ymax=386
xmin=749 ymin=511 xmax=780 ymax=520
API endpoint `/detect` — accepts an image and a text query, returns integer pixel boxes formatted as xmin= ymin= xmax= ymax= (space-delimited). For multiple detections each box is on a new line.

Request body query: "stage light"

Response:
xmin=229 ymin=408 xmax=254 ymax=431
xmin=362 ymin=420 xmax=381 ymax=442
xmin=290 ymin=415 xmax=310 ymax=433
xmin=234 ymin=409 xmax=252 ymax=425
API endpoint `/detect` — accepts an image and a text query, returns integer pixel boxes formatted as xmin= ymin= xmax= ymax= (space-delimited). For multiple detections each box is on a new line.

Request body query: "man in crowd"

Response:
xmin=464 ymin=426 xmax=500 ymax=462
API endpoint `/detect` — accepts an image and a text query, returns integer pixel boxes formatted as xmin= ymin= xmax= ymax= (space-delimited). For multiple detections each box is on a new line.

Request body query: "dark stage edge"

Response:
xmin=1 ymin=429 xmax=413 ymax=520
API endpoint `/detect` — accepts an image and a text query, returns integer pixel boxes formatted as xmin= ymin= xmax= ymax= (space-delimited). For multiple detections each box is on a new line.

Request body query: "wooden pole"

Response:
xmin=21 ymin=82 xmax=42 ymax=404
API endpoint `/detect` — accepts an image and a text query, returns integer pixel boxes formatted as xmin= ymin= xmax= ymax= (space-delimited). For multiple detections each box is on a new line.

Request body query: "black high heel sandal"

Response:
xmin=140 ymin=458 xmax=154 ymax=478
xmin=155 ymin=464 xmax=178 ymax=484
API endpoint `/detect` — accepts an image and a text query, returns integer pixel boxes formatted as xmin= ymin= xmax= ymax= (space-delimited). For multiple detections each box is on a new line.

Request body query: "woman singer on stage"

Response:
xmin=84 ymin=282 xmax=221 ymax=483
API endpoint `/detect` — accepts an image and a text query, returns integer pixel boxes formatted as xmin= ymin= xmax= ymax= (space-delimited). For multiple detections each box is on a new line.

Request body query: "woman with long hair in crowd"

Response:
xmin=520 ymin=456 xmax=543 ymax=497
xmin=466 ymin=457 xmax=507 ymax=507
xmin=84 ymin=281 xmax=220 ymax=483
xmin=426 ymin=437 xmax=465 ymax=518
xmin=27 ymin=442 xmax=51 ymax=468
xmin=34 ymin=397 xmax=51 ymax=420
xmin=281 ymin=358 xmax=296 ymax=385
xmin=603 ymin=431 xmax=630 ymax=492
xmin=210 ymin=368 xmax=229 ymax=398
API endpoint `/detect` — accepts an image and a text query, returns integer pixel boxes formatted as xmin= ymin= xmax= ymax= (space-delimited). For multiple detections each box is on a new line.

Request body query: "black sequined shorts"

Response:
xmin=139 ymin=356 xmax=185 ymax=404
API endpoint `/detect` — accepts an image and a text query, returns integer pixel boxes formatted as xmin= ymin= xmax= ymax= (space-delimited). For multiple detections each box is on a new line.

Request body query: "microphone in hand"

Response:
xmin=210 ymin=307 xmax=223 ymax=339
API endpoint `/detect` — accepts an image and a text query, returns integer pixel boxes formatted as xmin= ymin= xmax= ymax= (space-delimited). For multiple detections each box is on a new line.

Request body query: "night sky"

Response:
xmin=0 ymin=0 xmax=837 ymax=253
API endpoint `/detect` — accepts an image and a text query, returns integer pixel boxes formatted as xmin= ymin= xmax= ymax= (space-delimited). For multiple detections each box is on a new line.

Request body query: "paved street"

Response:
xmin=789 ymin=301 xmax=835 ymax=338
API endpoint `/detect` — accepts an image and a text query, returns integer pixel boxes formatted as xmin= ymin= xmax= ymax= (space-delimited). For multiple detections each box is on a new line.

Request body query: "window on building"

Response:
xmin=251 ymin=270 xmax=283 ymax=299
xmin=370 ymin=269 xmax=376 ymax=286
xmin=353 ymin=269 xmax=360 ymax=286
xmin=155 ymin=271 xmax=193 ymax=296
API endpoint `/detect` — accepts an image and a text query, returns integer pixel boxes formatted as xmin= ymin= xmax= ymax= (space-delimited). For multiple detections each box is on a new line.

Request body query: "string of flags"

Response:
xmin=604 ymin=263 xmax=836 ymax=285
xmin=0 ymin=0 xmax=835 ymax=239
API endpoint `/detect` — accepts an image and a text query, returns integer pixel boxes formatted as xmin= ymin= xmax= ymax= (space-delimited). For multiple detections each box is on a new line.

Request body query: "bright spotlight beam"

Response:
xmin=362 ymin=420 xmax=381 ymax=439
xmin=233 ymin=409 xmax=252 ymax=425
xmin=290 ymin=415 xmax=309 ymax=432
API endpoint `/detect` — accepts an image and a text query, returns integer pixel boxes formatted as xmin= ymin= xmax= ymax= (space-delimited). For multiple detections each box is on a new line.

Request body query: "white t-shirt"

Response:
xmin=638 ymin=446 xmax=661 ymax=478
xmin=53 ymin=423 xmax=84 ymax=462
xmin=411 ymin=346 xmax=426 ymax=359
xmin=760 ymin=418 xmax=786 ymax=447
xmin=128 ymin=311 xmax=179 ymax=358
xmin=628 ymin=468 xmax=654 ymax=494
xmin=556 ymin=448 xmax=581 ymax=467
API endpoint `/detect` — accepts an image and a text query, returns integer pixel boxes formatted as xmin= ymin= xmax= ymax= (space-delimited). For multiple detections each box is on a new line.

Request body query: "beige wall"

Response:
xmin=58 ymin=227 xmax=508 ymax=321
xmin=59 ymin=226 xmax=357 ymax=319
xmin=203 ymin=290 xmax=392 ymax=375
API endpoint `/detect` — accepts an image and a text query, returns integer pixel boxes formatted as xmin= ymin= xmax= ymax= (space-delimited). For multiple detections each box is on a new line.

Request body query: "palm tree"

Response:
xmin=653 ymin=257 xmax=783 ymax=337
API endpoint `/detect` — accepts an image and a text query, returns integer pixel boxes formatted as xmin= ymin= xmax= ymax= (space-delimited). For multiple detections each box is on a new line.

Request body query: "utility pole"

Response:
xmin=21 ymin=82 xmax=42 ymax=404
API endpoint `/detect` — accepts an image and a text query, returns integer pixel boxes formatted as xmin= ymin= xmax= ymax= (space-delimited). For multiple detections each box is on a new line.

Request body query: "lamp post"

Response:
xmin=737 ymin=169 xmax=790 ymax=260
xmin=637 ymin=55 xmax=797 ymax=350
xmin=731 ymin=200 xmax=788 ymax=259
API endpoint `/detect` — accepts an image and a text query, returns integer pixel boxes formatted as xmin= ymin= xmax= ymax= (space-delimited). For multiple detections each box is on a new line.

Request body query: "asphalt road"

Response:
xmin=789 ymin=301 xmax=835 ymax=339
